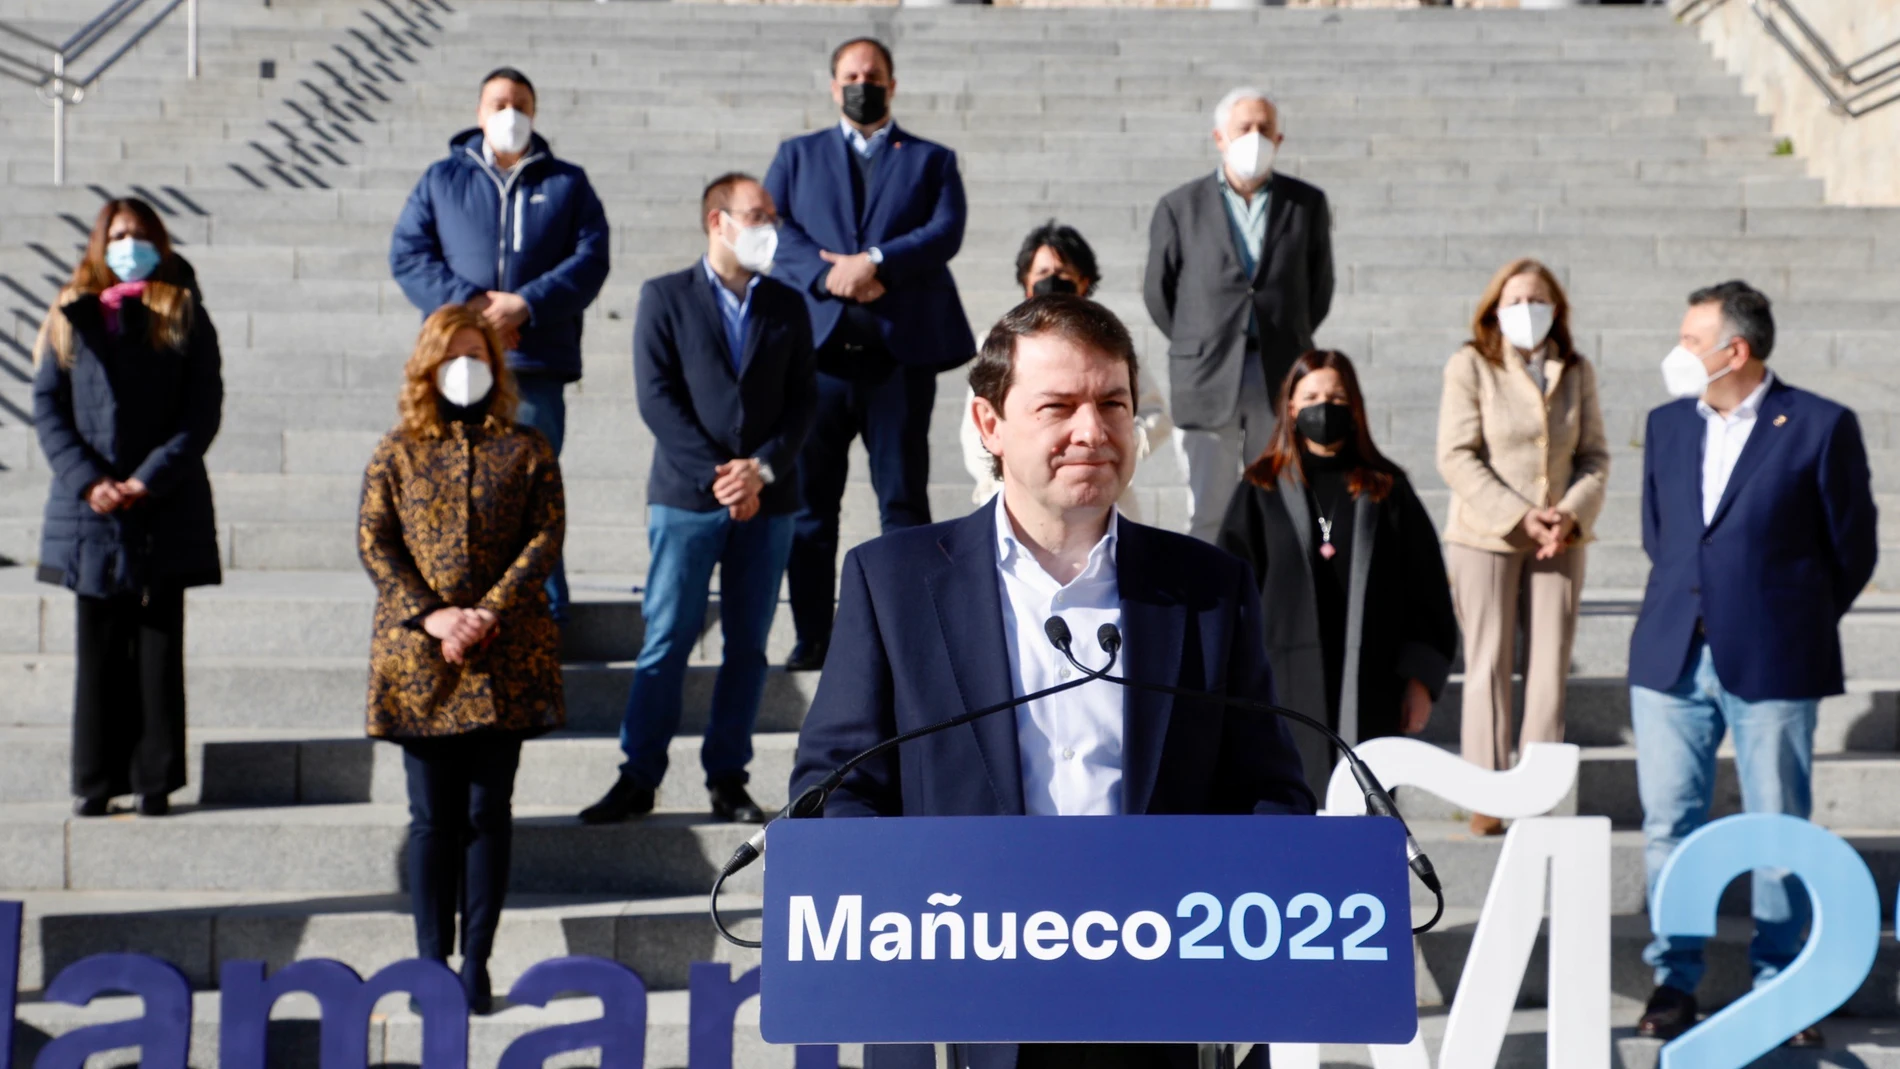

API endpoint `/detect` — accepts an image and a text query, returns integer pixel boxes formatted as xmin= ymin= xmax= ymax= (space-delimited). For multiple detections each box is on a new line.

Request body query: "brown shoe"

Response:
xmin=1636 ymin=986 xmax=1698 ymax=1040
xmin=1785 ymin=1024 xmax=1825 ymax=1048
xmin=1469 ymin=813 xmax=1505 ymax=836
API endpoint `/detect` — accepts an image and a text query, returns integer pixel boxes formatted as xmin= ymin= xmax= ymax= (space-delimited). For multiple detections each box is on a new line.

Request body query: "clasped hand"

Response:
xmin=819 ymin=250 xmax=885 ymax=303
xmin=1520 ymin=507 xmax=1578 ymax=561
xmin=86 ymin=477 xmax=147 ymax=515
xmin=713 ymin=458 xmax=765 ymax=522
xmin=466 ymin=291 xmax=529 ymax=349
xmin=423 ymin=606 xmax=500 ymax=665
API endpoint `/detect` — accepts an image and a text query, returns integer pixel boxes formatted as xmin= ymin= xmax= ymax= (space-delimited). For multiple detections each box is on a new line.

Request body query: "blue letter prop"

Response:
xmin=33 ymin=954 xmax=192 ymax=1069
xmin=497 ymin=956 xmax=647 ymax=1069
xmin=1651 ymin=814 xmax=1878 ymax=1068
xmin=220 ymin=957 xmax=467 ymax=1069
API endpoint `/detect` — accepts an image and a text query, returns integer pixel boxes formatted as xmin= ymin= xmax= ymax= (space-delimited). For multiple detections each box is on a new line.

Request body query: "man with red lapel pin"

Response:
xmin=1629 ymin=279 xmax=1877 ymax=1047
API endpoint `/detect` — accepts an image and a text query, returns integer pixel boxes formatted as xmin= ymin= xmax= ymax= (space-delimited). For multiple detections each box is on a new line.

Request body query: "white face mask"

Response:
xmin=436 ymin=355 xmax=495 ymax=407
xmin=1222 ymin=130 xmax=1276 ymax=184
xmin=483 ymin=107 xmax=532 ymax=157
xmin=1660 ymin=340 xmax=1736 ymax=400
xmin=1498 ymin=301 xmax=1555 ymax=352
xmin=723 ymin=212 xmax=779 ymax=273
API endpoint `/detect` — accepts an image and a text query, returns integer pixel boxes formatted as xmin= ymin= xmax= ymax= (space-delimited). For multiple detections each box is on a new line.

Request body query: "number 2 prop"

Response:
xmin=1650 ymin=813 xmax=1879 ymax=1069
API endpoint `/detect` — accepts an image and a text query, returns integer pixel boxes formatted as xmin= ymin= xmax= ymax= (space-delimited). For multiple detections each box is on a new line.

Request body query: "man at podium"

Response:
xmin=791 ymin=294 xmax=1316 ymax=1069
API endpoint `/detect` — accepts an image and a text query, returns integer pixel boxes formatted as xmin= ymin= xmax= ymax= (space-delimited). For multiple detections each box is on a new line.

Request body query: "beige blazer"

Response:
xmin=1436 ymin=342 xmax=1610 ymax=553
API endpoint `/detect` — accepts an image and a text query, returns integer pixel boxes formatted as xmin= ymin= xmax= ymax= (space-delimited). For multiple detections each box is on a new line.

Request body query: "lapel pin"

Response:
xmin=1773 ymin=415 xmax=1788 ymax=427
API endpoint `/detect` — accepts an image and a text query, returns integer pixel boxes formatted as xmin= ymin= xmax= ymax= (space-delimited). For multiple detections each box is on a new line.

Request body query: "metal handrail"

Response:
xmin=1750 ymin=0 xmax=1900 ymax=118
xmin=0 ymin=0 xmax=200 ymax=185
xmin=1673 ymin=0 xmax=1900 ymax=119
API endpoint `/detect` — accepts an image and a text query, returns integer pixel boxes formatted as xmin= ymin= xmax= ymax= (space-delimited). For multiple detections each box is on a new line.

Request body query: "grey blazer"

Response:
xmin=1143 ymin=172 xmax=1335 ymax=430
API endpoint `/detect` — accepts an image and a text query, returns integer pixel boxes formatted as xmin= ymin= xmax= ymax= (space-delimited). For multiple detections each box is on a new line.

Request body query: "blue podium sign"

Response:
xmin=758 ymin=815 xmax=1416 ymax=1045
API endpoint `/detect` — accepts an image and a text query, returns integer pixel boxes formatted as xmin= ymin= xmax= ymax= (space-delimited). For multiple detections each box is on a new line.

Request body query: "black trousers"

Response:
xmin=72 ymin=586 xmax=187 ymax=800
xmin=788 ymin=317 xmax=938 ymax=646
xmin=401 ymin=732 xmax=524 ymax=969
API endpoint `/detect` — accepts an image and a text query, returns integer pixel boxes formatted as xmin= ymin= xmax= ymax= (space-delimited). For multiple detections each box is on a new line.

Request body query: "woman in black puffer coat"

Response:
xmin=32 ymin=197 xmax=223 ymax=817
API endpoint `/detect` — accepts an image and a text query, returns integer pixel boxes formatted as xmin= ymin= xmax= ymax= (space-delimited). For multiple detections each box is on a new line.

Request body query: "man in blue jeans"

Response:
xmin=579 ymin=173 xmax=816 ymax=825
xmin=1628 ymin=280 xmax=1877 ymax=1046
xmin=390 ymin=66 xmax=611 ymax=623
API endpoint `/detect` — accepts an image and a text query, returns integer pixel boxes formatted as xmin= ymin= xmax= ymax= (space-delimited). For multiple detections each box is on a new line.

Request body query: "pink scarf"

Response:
xmin=99 ymin=280 xmax=148 ymax=335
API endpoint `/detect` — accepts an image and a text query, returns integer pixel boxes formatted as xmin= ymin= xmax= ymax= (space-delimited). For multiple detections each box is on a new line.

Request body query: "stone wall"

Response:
xmin=1687 ymin=0 xmax=1900 ymax=205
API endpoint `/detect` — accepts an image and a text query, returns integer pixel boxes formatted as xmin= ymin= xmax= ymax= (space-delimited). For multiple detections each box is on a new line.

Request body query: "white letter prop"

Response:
xmin=1320 ymin=739 xmax=1579 ymax=819
xmin=1275 ymin=739 xmax=1602 ymax=1069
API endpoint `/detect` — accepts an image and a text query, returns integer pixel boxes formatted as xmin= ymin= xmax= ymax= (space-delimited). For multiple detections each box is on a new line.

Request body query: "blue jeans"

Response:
xmin=514 ymin=372 xmax=570 ymax=623
xmin=1633 ymin=639 xmax=1816 ymax=994
xmin=619 ymin=504 xmax=794 ymax=789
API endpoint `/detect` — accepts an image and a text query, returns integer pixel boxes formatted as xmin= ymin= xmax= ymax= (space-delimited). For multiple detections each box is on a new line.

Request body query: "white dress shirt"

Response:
xmin=1698 ymin=371 xmax=1775 ymax=525
xmin=992 ymin=493 xmax=1125 ymax=816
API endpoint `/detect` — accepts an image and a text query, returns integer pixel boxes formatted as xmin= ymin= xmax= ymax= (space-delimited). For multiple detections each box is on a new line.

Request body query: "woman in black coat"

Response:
xmin=32 ymin=197 xmax=222 ymax=817
xmin=1217 ymin=350 xmax=1458 ymax=804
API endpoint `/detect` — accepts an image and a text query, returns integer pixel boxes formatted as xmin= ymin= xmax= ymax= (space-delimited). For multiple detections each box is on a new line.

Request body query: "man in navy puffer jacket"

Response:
xmin=390 ymin=67 xmax=610 ymax=621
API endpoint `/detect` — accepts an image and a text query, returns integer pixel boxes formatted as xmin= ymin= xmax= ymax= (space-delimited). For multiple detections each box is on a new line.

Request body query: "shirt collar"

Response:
xmin=1697 ymin=369 xmax=1775 ymax=422
xmin=1215 ymin=168 xmax=1270 ymax=213
xmin=992 ymin=491 xmax=1120 ymax=585
xmin=701 ymin=257 xmax=760 ymax=305
xmin=841 ymin=118 xmax=894 ymax=158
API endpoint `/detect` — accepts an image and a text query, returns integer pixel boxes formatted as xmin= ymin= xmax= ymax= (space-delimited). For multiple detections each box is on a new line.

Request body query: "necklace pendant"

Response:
xmin=1319 ymin=542 xmax=1337 ymax=560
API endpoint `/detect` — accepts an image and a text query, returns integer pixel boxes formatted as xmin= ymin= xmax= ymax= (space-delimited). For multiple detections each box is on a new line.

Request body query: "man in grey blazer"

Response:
xmin=1144 ymin=86 xmax=1335 ymax=542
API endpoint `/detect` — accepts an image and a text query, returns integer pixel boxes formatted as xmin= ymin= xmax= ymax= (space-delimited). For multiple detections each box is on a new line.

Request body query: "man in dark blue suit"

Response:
xmin=1629 ymin=280 xmax=1877 ymax=1045
xmin=764 ymin=37 xmax=976 ymax=672
xmin=792 ymin=297 xmax=1314 ymax=1069
xmin=580 ymin=174 xmax=816 ymax=827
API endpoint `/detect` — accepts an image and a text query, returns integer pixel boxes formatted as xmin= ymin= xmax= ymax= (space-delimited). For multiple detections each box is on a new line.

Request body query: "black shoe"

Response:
xmin=73 ymin=796 xmax=109 ymax=817
xmin=461 ymin=961 xmax=494 ymax=1016
xmin=1636 ymin=986 xmax=1698 ymax=1040
xmin=1786 ymin=1024 xmax=1826 ymax=1048
xmin=578 ymin=776 xmax=655 ymax=824
xmin=136 ymin=793 xmax=170 ymax=817
xmin=709 ymin=781 xmax=766 ymax=824
xmin=785 ymin=640 xmax=828 ymax=672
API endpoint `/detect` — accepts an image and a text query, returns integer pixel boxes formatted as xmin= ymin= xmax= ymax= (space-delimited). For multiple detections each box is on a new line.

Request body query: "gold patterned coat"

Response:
xmin=358 ymin=418 xmax=566 ymax=739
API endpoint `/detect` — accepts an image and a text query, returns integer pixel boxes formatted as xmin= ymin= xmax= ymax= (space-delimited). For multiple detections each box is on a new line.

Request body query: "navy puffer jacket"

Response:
xmin=33 ymin=284 xmax=223 ymax=598
xmin=389 ymin=129 xmax=611 ymax=383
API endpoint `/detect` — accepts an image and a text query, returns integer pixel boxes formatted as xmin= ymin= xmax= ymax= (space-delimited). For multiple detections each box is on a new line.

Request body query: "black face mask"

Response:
xmin=841 ymin=82 xmax=890 ymax=126
xmin=1031 ymin=275 xmax=1079 ymax=297
xmin=1295 ymin=402 xmax=1355 ymax=448
xmin=438 ymin=392 xmax=494 ymax=426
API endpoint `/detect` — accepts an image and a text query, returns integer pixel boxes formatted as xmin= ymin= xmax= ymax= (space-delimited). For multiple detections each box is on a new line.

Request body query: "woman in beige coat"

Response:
xmin=1437 ymin=258 xmax=1608 ymax=835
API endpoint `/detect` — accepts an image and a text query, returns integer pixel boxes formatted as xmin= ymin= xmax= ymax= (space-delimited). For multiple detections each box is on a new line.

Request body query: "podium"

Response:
xmin=756 ymin=816 xmax=1418 ymax=1045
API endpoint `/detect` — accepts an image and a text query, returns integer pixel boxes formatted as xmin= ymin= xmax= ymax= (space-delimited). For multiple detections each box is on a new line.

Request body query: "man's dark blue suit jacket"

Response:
xmin=791 ymin=497 xmax=1316 ymax=818
xmin=1630 ymin=376 xmax=1877 ymax=701
xmin=763 ymin=123 xmax=976 ymax=370
xmin=632 ymin=263 xmax=816 ymax=515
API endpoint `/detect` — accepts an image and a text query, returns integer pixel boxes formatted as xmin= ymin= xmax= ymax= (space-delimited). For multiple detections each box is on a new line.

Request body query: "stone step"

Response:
xmin=1392 ymin=749 xmax=1900 ymax=831
xmin=6 ymin=568 xmax=1900 ymax=678
xmin=7 ymin=888 xmax=757 ymax=995
xmin=0 ymin=800 xmax=762 ymax=897
xmin=1409 ymin=820 xmax=1900 ymax=921
xmin=1412 ymin=909 xmax=1900 ymax=1025
xmin=12 ymin=991 xmax=1900 ymax=1069
xmin=0 ymin=725 xmax=807 ymax=813
xmin=8 ymin=985 xmax=840 ymax=1069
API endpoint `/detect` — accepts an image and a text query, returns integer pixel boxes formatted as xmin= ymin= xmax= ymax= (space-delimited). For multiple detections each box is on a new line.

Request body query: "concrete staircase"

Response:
xmin=2 ymin=1 xmax=1899 ymax=1064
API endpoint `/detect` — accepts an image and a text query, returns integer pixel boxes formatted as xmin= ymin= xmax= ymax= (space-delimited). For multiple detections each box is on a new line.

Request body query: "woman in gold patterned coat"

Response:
xmin=358 ymin=303 xmax=565 ymax=1014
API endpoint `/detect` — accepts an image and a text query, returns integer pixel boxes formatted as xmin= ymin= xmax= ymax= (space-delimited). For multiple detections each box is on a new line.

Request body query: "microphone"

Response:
xmin=707 ymin=618 xmax=1119 ymax=948
xmin=1047 ymin=624 xmax=1444 ymax=934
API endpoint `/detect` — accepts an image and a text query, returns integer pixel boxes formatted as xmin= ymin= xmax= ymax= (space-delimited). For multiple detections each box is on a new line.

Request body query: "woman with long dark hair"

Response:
xmin=32 ymin=197 xmax=222 ymax=818
xmin=359 ymin=303 xmax=565 ymax=1014
xmin=1217 ymin=350 xmax=1458 ymax=803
